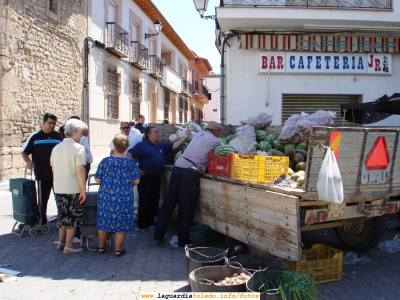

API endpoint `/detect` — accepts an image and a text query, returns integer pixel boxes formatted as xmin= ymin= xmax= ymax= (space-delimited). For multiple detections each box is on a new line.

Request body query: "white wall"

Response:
xmin=203 ymin=76 xmax=220 ymax=122
xmin=224 ymin=38 xmax=400 ymax=126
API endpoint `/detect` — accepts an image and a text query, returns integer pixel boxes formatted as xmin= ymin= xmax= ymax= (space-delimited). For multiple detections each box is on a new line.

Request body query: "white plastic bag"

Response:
xmin=240 ymin=113 xmax=272 ymax=130
xmin=236 ymin=125 xmax=257 ymax=143
xmin=317 ymin=147 xmax=344 ymax=203
xmin=229 ymin=136 xmax=256 ymax=154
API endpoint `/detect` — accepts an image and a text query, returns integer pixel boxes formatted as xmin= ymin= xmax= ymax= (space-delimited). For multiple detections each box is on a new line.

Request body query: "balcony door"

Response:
xmin=149 ymin=39 xmax=155 ymax=55
xmin=132 ymin=22 xmax=138 ymax=42
xmin=108 ymin=2 xmax=116 ymax=22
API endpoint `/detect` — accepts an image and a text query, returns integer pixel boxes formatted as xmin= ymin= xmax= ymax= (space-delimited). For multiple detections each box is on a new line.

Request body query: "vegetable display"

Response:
xmin=214 ymin=145 xmax=235 ymax=156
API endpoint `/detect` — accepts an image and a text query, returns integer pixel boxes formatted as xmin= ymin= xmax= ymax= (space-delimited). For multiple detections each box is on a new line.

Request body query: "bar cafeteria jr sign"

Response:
xmin=259 ymin=52 xmax=391 ymax=75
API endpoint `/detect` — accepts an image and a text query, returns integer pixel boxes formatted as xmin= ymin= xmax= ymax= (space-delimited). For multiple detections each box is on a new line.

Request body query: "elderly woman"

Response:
xmin=95 ymin=133 xmax=140 ymax=257
xmin=50 ymin=119 xmax=88 ymax=254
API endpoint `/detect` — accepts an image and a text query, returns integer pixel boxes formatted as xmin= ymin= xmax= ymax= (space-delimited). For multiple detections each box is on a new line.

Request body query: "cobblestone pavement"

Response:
xmin=1 ymin=176 xmax=400 ymax=299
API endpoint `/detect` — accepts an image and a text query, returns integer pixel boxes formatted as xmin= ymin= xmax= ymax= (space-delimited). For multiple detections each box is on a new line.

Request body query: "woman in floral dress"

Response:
xmin=95 ymin=133 xmax=140 ymax=257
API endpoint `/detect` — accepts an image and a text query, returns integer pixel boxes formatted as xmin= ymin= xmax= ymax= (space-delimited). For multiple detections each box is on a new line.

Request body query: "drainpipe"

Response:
xmin=84 ymin=36 xmax=95 ymax=142
xmin=220 ymin=33 xmax=238 ymax=125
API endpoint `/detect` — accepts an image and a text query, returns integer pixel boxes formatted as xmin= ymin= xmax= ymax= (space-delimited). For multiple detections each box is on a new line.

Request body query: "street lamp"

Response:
xmin=145 ymin=19 xmax=162 ymax=39
xmin=193 ymin=0 xmax=215 ymax=20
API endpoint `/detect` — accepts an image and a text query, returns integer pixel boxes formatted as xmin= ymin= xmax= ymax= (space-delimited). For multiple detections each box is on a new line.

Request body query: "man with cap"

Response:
xmin=154 ymin=121 xmax=222 ymax=247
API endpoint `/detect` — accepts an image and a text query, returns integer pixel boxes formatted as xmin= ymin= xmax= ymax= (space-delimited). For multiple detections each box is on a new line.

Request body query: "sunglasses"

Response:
xmin=121 ymin=127 xmax=130 ymax=130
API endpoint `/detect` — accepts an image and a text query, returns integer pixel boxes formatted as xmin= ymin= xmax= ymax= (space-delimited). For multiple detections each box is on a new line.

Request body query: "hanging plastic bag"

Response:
xmin=317 ymin=147 xmax=344 ymax=203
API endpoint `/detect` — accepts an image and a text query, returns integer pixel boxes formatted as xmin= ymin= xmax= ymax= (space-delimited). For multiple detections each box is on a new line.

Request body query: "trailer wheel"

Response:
xmin=334 ymin=216 xmax=385 ymax=252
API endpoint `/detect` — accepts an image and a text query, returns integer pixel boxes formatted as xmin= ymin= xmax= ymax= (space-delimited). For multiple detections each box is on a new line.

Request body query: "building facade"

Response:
xmin=215 ymin=1 xmax=400 ymax=126
xmin=0 ymin=0 xmax=88 ymax=181
xmin=203 ymin=73 xmax=220 ymax=122
xmin=87 ymin=0 xmax=212 ymax=157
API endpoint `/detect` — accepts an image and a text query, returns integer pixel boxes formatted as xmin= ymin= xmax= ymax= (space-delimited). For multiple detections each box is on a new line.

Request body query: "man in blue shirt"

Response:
xmin=127 ymin=126 xmax=189 ymax=231
xmin=134 ymin=115 xmax=148 ymax=133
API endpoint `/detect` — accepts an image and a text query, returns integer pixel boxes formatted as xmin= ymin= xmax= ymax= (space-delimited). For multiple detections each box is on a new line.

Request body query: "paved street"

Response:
xmin=1 ymin=172 xmax=400 ymax=299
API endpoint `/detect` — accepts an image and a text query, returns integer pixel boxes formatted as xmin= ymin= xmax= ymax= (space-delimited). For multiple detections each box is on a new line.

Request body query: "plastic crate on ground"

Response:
xmin=286 ymin=244 xmax=343 ymax=284
xmin=208 ymin=151 xmax=233 ymax=178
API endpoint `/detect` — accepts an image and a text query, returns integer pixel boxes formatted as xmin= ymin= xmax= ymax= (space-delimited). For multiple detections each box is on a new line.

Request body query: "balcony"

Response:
xmin=217 ymin=1 xmax=398 ymax=33
xmin=193 ymin=80 xmax=199 ymax=95
xmin=105 ymin=22 xmax=129 ymax=58
xmin=197 ymin=84 xmax=210 ymax=104
xmin=161 ymin=65 xmax=181 ymax=94
xmin=149 ymin=55 xmax=163 ymax=79
xmin=182 ymin=79 xmax=192 ymax=97
xmin=221 ymin=0 xmax=392 ymax=9
xmin=130 ymin=41 xmax=148 ymax=70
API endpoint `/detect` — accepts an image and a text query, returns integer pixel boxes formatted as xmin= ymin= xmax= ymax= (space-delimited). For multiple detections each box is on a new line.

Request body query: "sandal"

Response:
xmin=56 ymin=242 xmax=65 ymax=251
xmin=114 ymin=249 xmax=126 ymax=257
xmin=96 ymin=246 xmax=106 ymax=254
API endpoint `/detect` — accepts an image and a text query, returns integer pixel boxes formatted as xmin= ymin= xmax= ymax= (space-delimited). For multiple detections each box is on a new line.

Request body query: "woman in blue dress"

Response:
xmin=95 ymin=133 xmax=140 ymax=257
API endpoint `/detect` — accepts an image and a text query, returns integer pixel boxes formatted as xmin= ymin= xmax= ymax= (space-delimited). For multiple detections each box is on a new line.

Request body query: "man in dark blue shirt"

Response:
xmin=21 ymin=113 xmax=62 ymax=226
xmin=127 ymin=126 xmax=189 ymax=231
xmin=134 ymin=115 xmax=148 ymax=133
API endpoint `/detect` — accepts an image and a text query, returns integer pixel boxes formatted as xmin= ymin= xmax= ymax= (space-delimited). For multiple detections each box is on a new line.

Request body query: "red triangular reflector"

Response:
xmin=365 ymin=136 xmax=390 ymax=170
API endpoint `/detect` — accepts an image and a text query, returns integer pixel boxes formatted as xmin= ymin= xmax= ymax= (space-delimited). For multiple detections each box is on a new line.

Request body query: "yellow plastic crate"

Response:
xmin=286 ymin=244 xmax=343 ymax=284
xmin=231 ymin=154 xmax=289 ymax=183
xmin=259 ymin=156 xmax=289 ymax=184
xmin=231 ymin=154 xmax=261 ymax=183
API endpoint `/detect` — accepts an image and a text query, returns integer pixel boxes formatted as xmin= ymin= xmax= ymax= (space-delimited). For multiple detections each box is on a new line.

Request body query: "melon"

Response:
xmin=296 ymin=142 xmax=309 ymax=151
xmin=273 ymin=141 xmax=285 ymax=152
xmin=293 ymin=153 xmax=305 ymax=164
xmin=257 ymin=141 xmax=272 ymax=152
xmin=256 ymin=130 xmax=268 ymax=142
xmin=225 ymin=134 xmax=236 ymax=143
xmin=265 ymin=134 xmax=277 ymax=144
xmin=291 ymin=174 xmax=300 ymax=182
xmin=284 ymin=143 xmax=296 ymax=152
xmin=285 ymin=147 xmax=296 ymax=158
xmin=174 ymin=151 xmax=183 ymax=162
xmin=289 ymin=160 xmax=295 ymax=170
xmin=288 ymin=168 xmax=294 ymax=176
xmin=214 ymin=145 xmax=235 ymax=156
xmin=295 ymin=149 xmax=308 ymax=158
xmin=295 ymin=162 xmax=307 ymax=172
xmin=296 ymin=176 xmax=305 ymax=187
xmin=271 ymin=149 xmax=285 ymax=157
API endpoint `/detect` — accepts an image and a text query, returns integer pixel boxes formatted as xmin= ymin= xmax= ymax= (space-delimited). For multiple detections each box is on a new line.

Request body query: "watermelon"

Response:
xmin=225 ymin=134 xmax=235 ymax=143
xmin=219 ymin=138 xmax=228 ymax=145
xmin=284 ymin=143 xmax=296 ymax=152
xmin=214 ymin=145 xmax=235 ymax=156
xmin=256 ymin=130 xmax=268 ymax=142
xmin=174 ymin=151 xmax=183 ymax=162
xmin=257 ymin=141 xmax=272 ymax=152
xmin=265 ymin=134 xmax=277 ymax=144
xmin=296 ymin=149 xmax=307 ymax=158
xmin=273 ymin=141 xmax=285 ymax=152
xmin=296 ymin=142 xmax=309 ymax=151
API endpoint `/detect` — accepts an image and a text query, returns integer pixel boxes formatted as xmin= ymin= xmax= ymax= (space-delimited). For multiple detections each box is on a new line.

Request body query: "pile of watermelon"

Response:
xmin=214 ymin=145 xmax=235 ymax=156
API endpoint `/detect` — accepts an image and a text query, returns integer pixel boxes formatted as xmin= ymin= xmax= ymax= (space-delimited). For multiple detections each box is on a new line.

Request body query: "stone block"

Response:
xmin=11 ymin=147 xmax=22 ymax=154
xmin=0 ymin=155 xmax=12 ymax=169
xmin=12 ymin=154 xmax=24 ymax=168
xmin=3 ymin=133 xmax=23 ymax=147
xmin=0 ymin=147 xmax=11 ymax=155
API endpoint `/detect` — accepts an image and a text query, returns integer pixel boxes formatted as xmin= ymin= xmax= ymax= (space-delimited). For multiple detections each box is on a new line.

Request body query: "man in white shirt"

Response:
xmin=109 ymin=122 xmax=143 ymax=155
xmin=129 ymin=121 xmax=141 ymax=134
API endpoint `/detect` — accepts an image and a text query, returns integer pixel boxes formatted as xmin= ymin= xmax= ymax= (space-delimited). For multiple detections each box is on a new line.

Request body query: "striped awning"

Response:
xmin=240 ymin=34 xmax=400 ymax=53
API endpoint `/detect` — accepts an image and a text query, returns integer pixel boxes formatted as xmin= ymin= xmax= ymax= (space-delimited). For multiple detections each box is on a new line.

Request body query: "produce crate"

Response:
xmin=258 ymin=156 xmax=289 ymax=184
xmin=231 ymin=154 xmax=289 ymax=184
xmin=231 ymin=154 xmax=262 ymax=183
xmin=286 ymin=244 xmax=343 ymax=284
xmin=208 ymin=152 xmax=233 ymax=178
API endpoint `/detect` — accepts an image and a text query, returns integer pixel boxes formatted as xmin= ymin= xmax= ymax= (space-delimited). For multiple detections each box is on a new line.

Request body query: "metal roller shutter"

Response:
xmin=282 ymin=94 xmax=359 ymax=126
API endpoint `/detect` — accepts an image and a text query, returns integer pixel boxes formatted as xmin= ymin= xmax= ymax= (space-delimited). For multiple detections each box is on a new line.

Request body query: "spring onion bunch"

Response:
xmin=257 ymin=269 xmax=319 ymax=300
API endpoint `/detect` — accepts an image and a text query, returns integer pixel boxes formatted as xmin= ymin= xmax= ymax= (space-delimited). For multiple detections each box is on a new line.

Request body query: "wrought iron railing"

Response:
xmin=132 ymin=80 xmax=142 ymax=121
xmin=182 ymin=79 xmax=192 ymax=96
xmin=203 ymin=85 xmax=210 ymax=101
xmin=221 ymin=0 xmax=392 ymax=9
xmin=130 ymin=41 xmax=148 ymax=69
xmin=193 ymin=80 xmax=199 ymax=95
xmin=106 ymin=22 xmax=129 ymax=56
xmin=149 ymin=55 xmax=163 ymax=78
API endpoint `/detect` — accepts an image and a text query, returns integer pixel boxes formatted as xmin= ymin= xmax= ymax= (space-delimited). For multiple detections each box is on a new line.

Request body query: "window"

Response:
xmin=184 ymin=98 xmax=188 ymax=123
xmin=179 ymin=95 xmax=184 ymax=124
xmin=191 ymin=106 xmax=195 ymax=121
xmin=132 ymin=80 xmax=142 ymax=121
xmin=46 ymin=0 xmax=61 ymax=21
xmin=108 ymin=68 xmax=121 ymax=119
xmin=164 ymin=89 xmax=170 ymax=121
xmin=108 ymin=2 xmax=116 ymax=22
xmin=132 ymin=22 xmax=138 ymax=41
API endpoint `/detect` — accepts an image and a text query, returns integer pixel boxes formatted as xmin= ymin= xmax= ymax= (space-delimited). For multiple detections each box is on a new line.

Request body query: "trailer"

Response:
xmin=155 ymin=123 xmax=400 ymax=261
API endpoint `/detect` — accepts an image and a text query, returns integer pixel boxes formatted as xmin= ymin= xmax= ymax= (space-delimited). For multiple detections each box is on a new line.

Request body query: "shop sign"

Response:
xmin=259 ymin=52 xmax=391 ymax=75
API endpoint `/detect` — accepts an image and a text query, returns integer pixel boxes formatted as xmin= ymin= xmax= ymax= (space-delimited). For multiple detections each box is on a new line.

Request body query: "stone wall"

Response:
xmin=0 ymin=0 xmax=88 ymax=181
